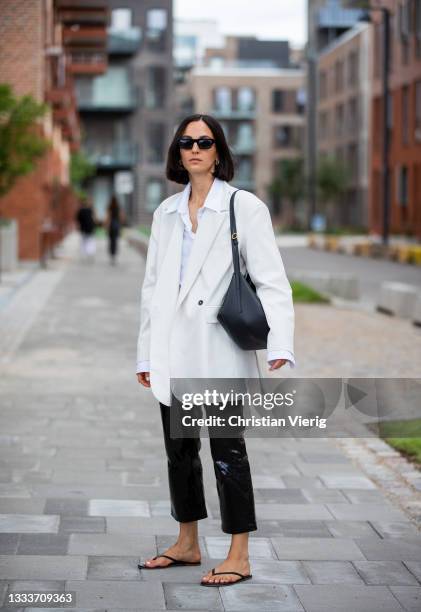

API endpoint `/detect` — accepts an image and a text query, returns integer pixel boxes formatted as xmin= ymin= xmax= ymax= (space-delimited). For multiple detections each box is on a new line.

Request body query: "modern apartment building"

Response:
xmin=188 ymin=65 xmax=305 ymax=217
xmin=318 ymin=22 xmax=372 ymax=228
xmin=306 ymin=0 xmax=368 ymax=228
xmin=0 ymin=0 xmax=109 ymax=259
xmin=369 ymin=0 xmax=421 ymax=239
xmin=75 ymin=0 xmax=175 ymax=225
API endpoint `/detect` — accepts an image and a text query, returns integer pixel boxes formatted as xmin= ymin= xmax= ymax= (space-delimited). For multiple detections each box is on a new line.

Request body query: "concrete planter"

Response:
xmin=0 ymin=218 xmax=18 ymax=272
xmin=377 ymin=282 xmax=419 ymax=319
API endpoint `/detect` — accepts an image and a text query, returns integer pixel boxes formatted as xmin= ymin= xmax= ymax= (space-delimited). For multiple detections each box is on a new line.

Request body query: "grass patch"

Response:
xmin=291 ymin=280 xmax=330 ymax=303
xmin=374 ymin=418 xmax=421 ymax=467
xmin=137 ymin=225 xmax=151 ymax=237
xmin=385 ymin=438 xmax=421 ymax=466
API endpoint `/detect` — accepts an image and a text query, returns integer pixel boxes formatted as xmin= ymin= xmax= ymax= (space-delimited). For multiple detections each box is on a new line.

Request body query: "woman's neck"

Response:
xmin=188 ymin=174 xmax=215 ymax=207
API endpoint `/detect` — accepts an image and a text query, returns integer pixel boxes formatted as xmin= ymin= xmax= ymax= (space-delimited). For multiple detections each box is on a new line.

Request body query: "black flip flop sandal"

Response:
xmin=138 ymin=554 xmax=202 ymax=570
xmin=200 ymin=567 xmax=252 ymax=586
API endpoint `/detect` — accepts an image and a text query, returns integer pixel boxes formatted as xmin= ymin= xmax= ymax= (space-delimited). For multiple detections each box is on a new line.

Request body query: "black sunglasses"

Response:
xmin=178 ymin=137 xmax=215 ymax=150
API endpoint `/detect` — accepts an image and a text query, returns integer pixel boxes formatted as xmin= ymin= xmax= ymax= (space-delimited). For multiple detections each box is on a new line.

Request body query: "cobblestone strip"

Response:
xmin=335 ymin=436 xmax=421 ymax=531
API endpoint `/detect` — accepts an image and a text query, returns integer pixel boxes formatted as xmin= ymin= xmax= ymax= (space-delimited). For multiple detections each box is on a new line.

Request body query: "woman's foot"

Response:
xmin=142 ymin=541 xmax=201 ymax=568
xmin=201 ymin=556 xmax=251 ymax=585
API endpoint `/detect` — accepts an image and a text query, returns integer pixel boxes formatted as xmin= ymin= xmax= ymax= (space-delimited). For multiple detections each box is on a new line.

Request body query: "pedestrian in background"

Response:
xmin=105 ymin=195 xmax=125 ymax=265
xmin=75 ymin=196 xmax=97 ymax=262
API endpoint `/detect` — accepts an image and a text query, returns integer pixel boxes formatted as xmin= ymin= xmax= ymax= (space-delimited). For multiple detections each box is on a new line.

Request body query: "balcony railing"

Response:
xmin=211 ymin=108 xmax=256 ymax=120
xmin=67 ymin=51 xmax=107 ymax=75
xmin=58 ymin=9 xmax=109 ymax=25
xmin=231 ymin=139 xmax=255 ymax=155
xmin=83 ymin=141 xmax=137 ymax=168
xmin=76 ymin=85 xmax=138 ymax=112
xmin=107 ymin=27 xmax=142 ymax=55
xmin=63 ymin=26 xmax=107 ymax=47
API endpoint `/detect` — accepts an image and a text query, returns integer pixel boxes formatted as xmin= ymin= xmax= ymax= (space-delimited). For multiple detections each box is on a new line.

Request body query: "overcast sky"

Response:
xmin=174 ymin=0 xmax=307 ymax=47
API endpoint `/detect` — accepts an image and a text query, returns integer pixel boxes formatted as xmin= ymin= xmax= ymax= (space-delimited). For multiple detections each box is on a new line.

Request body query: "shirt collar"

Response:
xmin=164 ymin=177 xmax=225 ymax=215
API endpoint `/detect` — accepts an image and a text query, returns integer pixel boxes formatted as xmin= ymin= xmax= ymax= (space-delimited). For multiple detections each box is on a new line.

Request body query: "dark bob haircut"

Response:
xmin=166 ymin=113 xmax=235 ymax=184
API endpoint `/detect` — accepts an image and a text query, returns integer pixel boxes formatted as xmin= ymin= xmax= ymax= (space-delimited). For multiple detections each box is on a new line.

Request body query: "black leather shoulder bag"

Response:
xmin=217 ymin=189 xmax=270 ymax=350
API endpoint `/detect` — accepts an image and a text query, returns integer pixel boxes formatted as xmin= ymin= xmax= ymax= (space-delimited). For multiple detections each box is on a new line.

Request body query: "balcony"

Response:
xmin=56 ymin=0 xmax=107 ymax=5
xmin=58 ymin=8 xmax=109 ymax=25
xmin=235 ymin=178 xmax=255 ymax=191
xmin=75 ymin=69 xmax=138 ymax=111
xmin=67 ymin=51 xmax=107 ymax=75
xmin=63 ymin=25 xmax=107 ymax=47
xmin=83 ymin=141 xmax=137 ymax=169
xmin=107 ymin=27 xmax=142 ymax=55
xmin=211 ymin=108 xmax=256 ymax=120
xmin=231 ymin=139 xmax=255 ymax=155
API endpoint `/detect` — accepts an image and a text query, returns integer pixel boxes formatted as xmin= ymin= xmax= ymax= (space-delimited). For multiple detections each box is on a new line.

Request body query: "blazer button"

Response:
xmin=198 ymin=300 xmax=203 ymax=305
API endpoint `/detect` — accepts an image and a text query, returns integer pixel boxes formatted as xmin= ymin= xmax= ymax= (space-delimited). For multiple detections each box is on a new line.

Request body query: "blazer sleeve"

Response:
xmin=136 ymin=208 xmax=161 ymax=365
xmin=240 ymin=195 xmax=295 ymax=357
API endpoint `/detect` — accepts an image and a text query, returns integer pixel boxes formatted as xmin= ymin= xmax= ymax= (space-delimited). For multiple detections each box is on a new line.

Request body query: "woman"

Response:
xmin=75 ymin=196 xmax=97 ymax=262
xmin=105 ymin=195 xmax=125 ymax=265
xmin=135 ymin=114 xmax=295 ymax=586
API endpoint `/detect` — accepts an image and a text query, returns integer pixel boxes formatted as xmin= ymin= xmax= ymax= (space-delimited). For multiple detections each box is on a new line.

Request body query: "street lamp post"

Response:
xmin=359 ymin=3 xmax=392 ymax=247
xmin=381 ymin=6 xmax=391 ymax=247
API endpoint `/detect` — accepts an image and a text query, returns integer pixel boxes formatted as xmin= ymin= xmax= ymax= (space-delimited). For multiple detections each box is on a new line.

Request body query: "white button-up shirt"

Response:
xmin=136 ymin=181 xmax=296 ymax=373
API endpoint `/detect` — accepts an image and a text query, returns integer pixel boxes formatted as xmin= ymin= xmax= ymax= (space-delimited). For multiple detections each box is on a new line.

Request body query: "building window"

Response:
xmin=348 ymin=50 xmax=358 ymax=86
xmin=416 ymin=0 xmax=421 ymax=58
xmin=334 ymin=59 xmax=344 ymax=92
xmin=273 ymin=125 xmax=291 ymax=147
xmin=214 ymin=87 xmax=231 ymax=112
xmin=319 ymin=111 xmax=328 ymax=141
xmin=399 ymin=1 xmax=410 ymax=64
xmin=415 ymin=80 xmax=421 ymax=141
xmin=374 ymin=23 xmax=382 ymax=79
xmin=235 ymin=122 xmax=254 ymax=149
xmin=146 ymin=123 xmax=165 ymax=164
xmin=348 ymin=97 xmax=358 ymax=134
xmin=146 ymin=8 xmax=167 ymax=51
xmin=335 ymin=104 xmax=344 ymax=137
xmin=396 ymin=166 xmax=408 ymax=206
xmin=237 ymin=87 xmax=255 ymax=111
xmin=145 ymin=66 xmax=166 ymax=109
xmin=272 ymin=90 xmax=284 ymax=112
xmin=111 ymin=8 xmax=132 ymax=29
xmin=347 ymin=143 xmax=358 ymax=183
xmin=296 ymin=88 xmax=306 ymax=114
xmin=146 ymin=178 xmax=164 ymax=212
xmin=236 ymin=158 xmax=253 ymax=182
xmin=319 ymin=71 xmax=327 ymax=100
xmin=402 ymin=86 xmax=409 ymax=145
xmin=387 ymin=91 xmax=393 ymax=130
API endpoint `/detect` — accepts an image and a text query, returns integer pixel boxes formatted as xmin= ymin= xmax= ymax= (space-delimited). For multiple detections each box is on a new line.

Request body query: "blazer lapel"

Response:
xmin=176 ymin=210 xmax=225 ymax=311
xmin=153 ymin=212 xmax=184 ymax=318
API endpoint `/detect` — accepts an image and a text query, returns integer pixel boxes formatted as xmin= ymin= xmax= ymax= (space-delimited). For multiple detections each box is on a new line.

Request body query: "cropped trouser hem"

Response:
xmin=159 ymin=397 xmax=258 ymax=535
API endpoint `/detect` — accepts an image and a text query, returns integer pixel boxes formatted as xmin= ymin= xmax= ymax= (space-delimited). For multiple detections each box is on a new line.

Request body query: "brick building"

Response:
xmin=369 ymin=0 xmax=421 ymax=239
xmin=0 ymin=0 xmax=108 ymax=260
xmin=187 ymin=65 xmax=305 ymax=225
xmin=318 ymin=22 xmax=372 ymax=229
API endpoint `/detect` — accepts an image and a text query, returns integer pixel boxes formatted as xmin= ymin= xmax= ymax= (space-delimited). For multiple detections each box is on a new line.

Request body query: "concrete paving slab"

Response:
xmin=271 ymin=537 xmax=366 ymax=561
xmin=294 ymin=584 xmax=405 ymax=612
xmin=353 ymin=560 xmax=420 ymax=585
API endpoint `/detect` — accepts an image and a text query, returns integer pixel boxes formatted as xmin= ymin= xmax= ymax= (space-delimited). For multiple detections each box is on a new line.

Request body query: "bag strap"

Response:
xmin=229 ymin=189 xmax=243 ymax=308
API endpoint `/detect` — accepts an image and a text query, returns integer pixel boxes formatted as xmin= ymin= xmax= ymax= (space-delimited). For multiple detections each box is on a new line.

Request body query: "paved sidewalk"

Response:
xmin=0 ymin=232 xmax=420 ymax=611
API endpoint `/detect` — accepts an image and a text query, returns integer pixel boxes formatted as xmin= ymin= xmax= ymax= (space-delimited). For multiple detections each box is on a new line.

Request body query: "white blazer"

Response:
xmin=136 ymin=178 xmax=295 ymax=406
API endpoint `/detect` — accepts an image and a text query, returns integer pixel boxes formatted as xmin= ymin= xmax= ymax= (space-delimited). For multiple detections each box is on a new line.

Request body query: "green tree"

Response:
xmin=0 ymin=83 xmax=49 ymax=200
xmin=268 ymin=157 xmax=305 ymax=229
xmin=316 ymin=154 xmax=350 ymax=231
xmin=70 ymin=149 xmax=95 ymax=198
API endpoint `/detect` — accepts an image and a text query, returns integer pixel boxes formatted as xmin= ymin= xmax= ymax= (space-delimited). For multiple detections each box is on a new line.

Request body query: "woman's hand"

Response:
xmin=268 ymin=359 xmax=287 ymax=371
xmin=137 ymin=372 xmax=151 ymax=387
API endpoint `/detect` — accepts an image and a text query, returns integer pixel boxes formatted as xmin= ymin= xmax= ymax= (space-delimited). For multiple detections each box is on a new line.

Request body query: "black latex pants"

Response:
xmin=159 ymin=395 xmax=257 ymax=534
